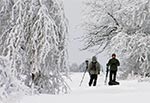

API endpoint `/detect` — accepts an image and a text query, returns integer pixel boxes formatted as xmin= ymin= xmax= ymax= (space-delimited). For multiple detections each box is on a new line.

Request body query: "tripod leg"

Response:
xmin=79 ymin=72 xmax=86 ymax=86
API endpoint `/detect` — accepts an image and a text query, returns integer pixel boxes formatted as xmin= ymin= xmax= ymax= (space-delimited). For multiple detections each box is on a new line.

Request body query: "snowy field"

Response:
xmin=20 ymin=73 xmax=150 ymax=103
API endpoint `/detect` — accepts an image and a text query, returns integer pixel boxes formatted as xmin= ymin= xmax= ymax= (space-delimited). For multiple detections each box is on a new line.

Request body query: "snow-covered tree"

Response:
xmin=82 ymin=0 xmax=150 ymax=78
xmin=69 ymin=63 xmax=79 ymax=72
xmin=81 ymin=0 xmax=122 ymax=53
xmin=109 ymin=32 xmax=150 ymax=79
xmin=0 ymin=0 xmax=14 ymax=56
xmin=0 ymin=0 xmax=69 ymax=100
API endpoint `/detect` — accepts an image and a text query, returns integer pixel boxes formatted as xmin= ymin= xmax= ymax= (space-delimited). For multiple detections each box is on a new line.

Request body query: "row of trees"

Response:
xmin=0 ymin=0 xmax=68 ymax=101
xmin=69 ymin=62 xmax=87 ymax=72
xmin=82 ymin=0 xmax=150 ymax=78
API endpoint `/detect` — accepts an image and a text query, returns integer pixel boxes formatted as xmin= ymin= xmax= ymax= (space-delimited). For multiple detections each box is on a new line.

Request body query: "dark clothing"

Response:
xmin=89 ymin=74 xmax=98 ymax=86
xmin=107 ymin=58 xmax=120 ymax=71
xmin=108 ymin=80 xmax=119 ymax=85
xmin=107 ymin=58 xmax=120 ymax=82
xmin=109 ymin=70 xmax=117 ymax=82
xmin=92 ymin=62 xmax=97 ymax=71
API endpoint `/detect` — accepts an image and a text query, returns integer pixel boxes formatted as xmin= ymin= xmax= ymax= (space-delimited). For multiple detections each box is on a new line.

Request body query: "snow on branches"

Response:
xmin=82 ymin=0 xmax=150 ymax=78
xmin=0 ymin=0 xmax=68 ymax=100
xmin=0 ymin=56 xmax=30 ymax=103
xmin=109 ymin=32 xmax=150 ymax=78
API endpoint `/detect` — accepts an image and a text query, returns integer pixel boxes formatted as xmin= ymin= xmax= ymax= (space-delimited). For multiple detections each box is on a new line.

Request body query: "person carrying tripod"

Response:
xmin=106 ymin=53 xmax=120 ymax=85
xmin=88 ymin=56 xmax=100 ymax=86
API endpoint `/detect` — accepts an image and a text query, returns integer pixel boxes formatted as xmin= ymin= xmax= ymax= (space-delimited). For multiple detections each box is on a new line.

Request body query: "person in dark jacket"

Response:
xmin=88 ymin=56 xmax=101 ymax=86
xmin=107 ymin=53 xmax=120 ymax=83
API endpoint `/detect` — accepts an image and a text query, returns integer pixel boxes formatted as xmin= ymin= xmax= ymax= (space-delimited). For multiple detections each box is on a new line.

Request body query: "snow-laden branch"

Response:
xmin=0 ymin=0 xmax=69 ymax=101
xmin=82 ymin=0 xmax=150 ymax=78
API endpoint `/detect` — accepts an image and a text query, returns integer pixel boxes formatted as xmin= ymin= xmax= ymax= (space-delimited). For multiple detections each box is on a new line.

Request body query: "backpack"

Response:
xmin=91 ymin=62 xmax=97 ymax=71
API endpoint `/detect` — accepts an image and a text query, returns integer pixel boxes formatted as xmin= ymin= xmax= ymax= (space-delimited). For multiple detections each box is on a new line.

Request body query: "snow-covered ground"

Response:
xmin=20 ymin=73 xmax=150 ymax=103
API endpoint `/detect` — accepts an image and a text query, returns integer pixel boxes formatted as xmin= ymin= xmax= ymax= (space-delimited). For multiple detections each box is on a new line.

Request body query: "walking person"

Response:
xmin=88 ymin=56 xmax=100 ymax=86
xmin=107 ymin=53 xmax=120 ymax=85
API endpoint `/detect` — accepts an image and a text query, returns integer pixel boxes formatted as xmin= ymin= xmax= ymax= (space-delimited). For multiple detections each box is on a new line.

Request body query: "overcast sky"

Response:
xmin=62 ymin=0 xmax=95 ymax=65
xmin=62 ymin=0 xmax=108 ymax=67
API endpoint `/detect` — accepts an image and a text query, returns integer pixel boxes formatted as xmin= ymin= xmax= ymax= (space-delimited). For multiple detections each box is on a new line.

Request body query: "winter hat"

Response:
xmin=112 ymin=53 xmax=116 ymax=57
xmin=92 ymin=56 xmax=97 ymax=62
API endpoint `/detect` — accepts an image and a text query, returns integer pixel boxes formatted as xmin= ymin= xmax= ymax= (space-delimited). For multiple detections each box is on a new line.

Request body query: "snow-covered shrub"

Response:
xmin=138 ymin=77 xmax=150 ymax=82
xmin=0 ymin=56 xmax=31 ymax=103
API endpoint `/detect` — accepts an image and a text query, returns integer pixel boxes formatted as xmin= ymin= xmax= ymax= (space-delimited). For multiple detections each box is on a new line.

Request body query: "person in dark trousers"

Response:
xmin=88 ymin=56 xmax=100 ymax=86
xmin=107 ymin=54 xmax=120 ymax=85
